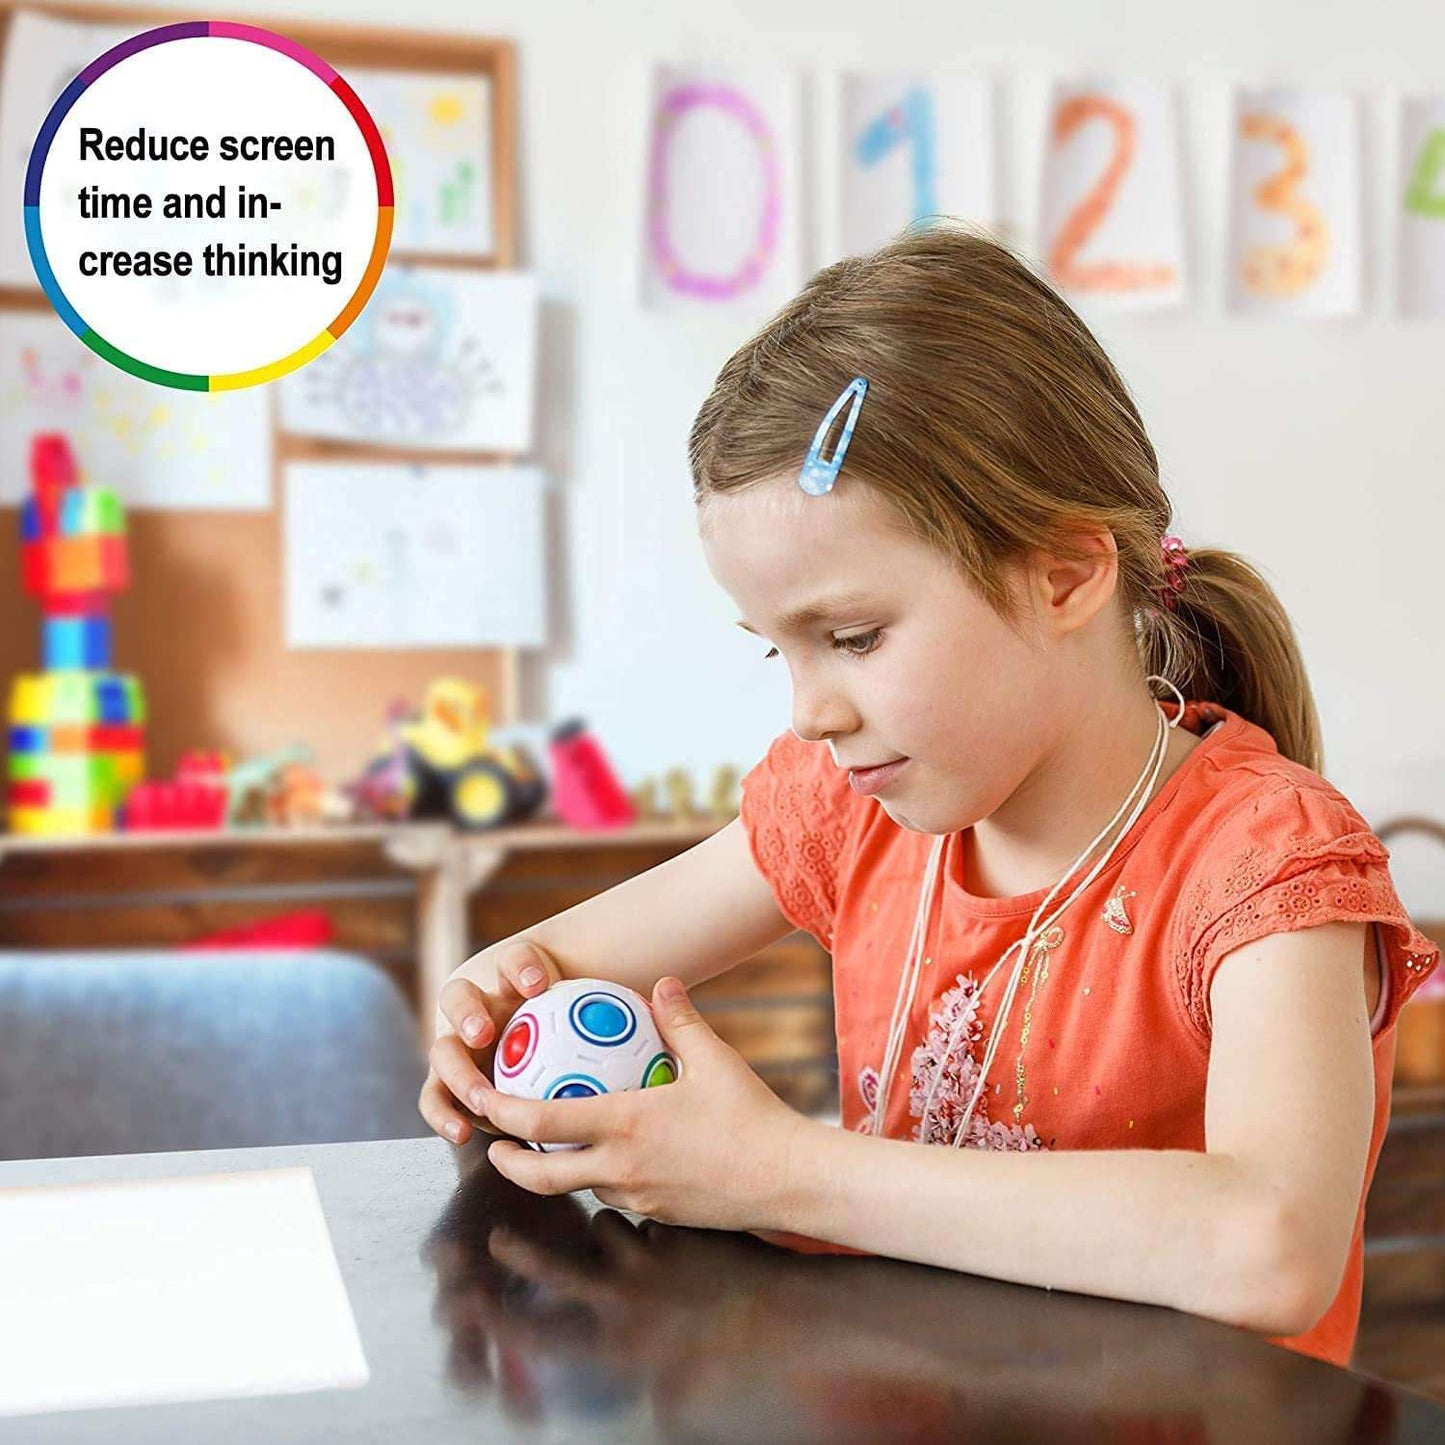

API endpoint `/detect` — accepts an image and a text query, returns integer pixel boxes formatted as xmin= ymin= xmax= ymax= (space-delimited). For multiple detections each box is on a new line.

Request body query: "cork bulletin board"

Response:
xmin=0 ymin=0 xmax=527 ymax=782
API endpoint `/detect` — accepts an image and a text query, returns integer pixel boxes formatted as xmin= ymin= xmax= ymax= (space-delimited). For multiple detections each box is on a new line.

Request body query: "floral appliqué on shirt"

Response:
xmin=856 ymin=971 xmax=1047 ymax=1151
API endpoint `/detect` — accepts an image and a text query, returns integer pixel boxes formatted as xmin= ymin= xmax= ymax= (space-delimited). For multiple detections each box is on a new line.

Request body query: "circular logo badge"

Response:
xmin=26 ymin=22 xmax=392 ymax=390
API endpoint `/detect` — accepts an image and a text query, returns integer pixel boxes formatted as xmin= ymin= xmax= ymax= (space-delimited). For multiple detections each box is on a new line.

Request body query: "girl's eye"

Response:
xmin=833 ymin=629 xmax=882 ymax=657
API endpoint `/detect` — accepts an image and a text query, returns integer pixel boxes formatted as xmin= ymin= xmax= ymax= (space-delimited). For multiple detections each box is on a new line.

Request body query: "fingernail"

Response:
xmin=519 ymin=966 xmax=545 ymax=989
xmin=446 ymin=1121 xmax=464 ymax=1143
xmin=470 ymin=1086 xmax=490 ymax=1113
xmin=463 ymin=1013 xmax=490 ymax=1045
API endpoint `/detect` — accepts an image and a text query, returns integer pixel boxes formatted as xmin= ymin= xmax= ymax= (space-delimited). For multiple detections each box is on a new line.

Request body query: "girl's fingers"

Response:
xmin=477 ymin=1081 xmax=618 ymax=1148
xmin=429 ymin=1033 xmax=497 ymax=1125
xmin=487 ymin=1134 xmax=608 ymax=1193
xmin=438 ymin=976 xmax=495 ymax=1048
xmin=495 ymin=938 xmax=564 ymax=1002
xmin=419 ymin=1072 xmax=473 ymax=1144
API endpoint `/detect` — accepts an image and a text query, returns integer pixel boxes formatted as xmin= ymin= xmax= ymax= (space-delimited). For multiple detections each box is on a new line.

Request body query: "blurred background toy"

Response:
xmin=664 ymin=767 xmax=696 ymax=822
xmin=353 ymin=678 xmax=546 ymax=830
xmin=629 ymin=776 xmax=659 ymax=820
xmin=708 ymin=764 xmax=740 ymax=819
xmin=122 ymin=750 xmax=228 ymax=831
xmin=121 ymin=744 xmax=349 ymax=832
xmin=179 ymin=909 xmax=337 ymax=950
xmin=7 ymin=434 xmax=146 ymax=835
xmin=264 ymin=762 xmax=334 ymax=827
xmin=615 ymin=764 xmax=741 ymax=824
xmin=549 ymin=719 xmax=635 ymax=831
xmin=347 ymin=700 xmax=417 ymax=822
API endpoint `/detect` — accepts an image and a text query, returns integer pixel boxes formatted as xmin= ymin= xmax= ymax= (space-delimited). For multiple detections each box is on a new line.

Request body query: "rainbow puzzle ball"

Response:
xmin=492 ymin=978 xmax=678 ymax=1153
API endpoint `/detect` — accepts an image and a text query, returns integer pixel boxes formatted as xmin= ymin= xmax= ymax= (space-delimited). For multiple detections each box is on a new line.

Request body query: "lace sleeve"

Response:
xmin=1173 ymin=780 xmax=1441 ymax=1043
xmin=739 ymin=731 xmax=856 ymax=947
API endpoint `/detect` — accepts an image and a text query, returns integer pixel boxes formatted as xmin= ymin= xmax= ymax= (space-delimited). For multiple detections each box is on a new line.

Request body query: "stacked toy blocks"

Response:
xmin=8 ymin=434 xmax=146 ymax=835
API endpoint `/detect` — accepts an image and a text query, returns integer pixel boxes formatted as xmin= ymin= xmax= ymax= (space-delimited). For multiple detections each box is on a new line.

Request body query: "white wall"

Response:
xmin=125 ymin=0 xmax=1445 ymax=908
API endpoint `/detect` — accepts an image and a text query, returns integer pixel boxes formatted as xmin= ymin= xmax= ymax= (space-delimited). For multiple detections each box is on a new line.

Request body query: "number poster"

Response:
xmin=1037 ymin=77 xmax=1187 ymax=312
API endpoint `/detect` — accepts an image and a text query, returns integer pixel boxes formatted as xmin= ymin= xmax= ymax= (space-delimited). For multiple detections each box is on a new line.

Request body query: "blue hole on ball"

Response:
xmin=576 ymin=997 xmax=632 ymax=1041
xmin=554 ymin=1082 xmax=600 ymax=1100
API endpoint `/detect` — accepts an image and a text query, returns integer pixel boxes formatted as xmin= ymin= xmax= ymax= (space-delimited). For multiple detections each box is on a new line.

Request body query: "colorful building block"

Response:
xmin=6 ymin=434 xmax=147 ymax=835
xmin=43 ymin=616 xmax=112 ymax=670
xmin=20 ymin=498 xmax=42 ymax=543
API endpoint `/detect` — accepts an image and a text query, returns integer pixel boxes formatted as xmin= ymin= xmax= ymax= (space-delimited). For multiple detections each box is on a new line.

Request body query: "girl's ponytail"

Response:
xmin=1139 ymin=546 xmax=1323 ymax=774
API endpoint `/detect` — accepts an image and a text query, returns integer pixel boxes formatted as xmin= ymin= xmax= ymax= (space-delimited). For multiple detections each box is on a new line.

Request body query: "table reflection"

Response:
xmin=423 ymin=1153 xmax=1406 ymax=1444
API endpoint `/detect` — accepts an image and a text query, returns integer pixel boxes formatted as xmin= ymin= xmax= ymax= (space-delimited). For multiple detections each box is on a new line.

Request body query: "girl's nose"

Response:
xmin=790 ymin=680 xmax=859 ymax=745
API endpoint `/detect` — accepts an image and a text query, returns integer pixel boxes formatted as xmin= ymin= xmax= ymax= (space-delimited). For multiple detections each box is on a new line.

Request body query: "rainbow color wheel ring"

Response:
xmin=24 ymin=22 xmax=393 ymax=391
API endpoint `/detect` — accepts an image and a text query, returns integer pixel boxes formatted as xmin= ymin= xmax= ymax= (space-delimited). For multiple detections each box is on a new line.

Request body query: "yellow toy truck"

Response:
xmin=356 ymin=678 xmax=546 ymax=830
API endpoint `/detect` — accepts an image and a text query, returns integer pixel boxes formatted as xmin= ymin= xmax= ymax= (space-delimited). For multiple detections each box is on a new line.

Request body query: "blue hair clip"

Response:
xmin=798 ymin=376 xmax=868 ymax=496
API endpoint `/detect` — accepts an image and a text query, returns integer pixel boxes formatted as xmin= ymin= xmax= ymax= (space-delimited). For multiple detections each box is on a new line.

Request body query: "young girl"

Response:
xmin=419 ymin=224 xmax=1440 ymax=1368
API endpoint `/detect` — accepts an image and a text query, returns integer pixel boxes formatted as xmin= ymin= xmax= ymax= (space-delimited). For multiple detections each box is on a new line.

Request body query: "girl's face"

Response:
xmin=700 ymin=477 xmax=1063 ymax=837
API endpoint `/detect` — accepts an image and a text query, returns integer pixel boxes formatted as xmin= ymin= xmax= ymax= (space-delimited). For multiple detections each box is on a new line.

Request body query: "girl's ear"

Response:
xmin=1031 ymin=531 xmax=1120 ymax=636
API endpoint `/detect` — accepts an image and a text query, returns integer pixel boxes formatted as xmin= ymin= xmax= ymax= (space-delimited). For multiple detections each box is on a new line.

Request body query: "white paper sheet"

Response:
xmin=1038 ymin=77 xmax=1187 ymax=312
xmin=1226 ymin=88 xmax=1361 ymax=317
xmin=838 ymin=72 xmax=995 ymax=257
xmin=0 ymin=10 xmax=140 ymax=288
xmin=640 ymin=62 xmax=801 ymax=313
xmin=0 ymin=1167 xmax=368 ymax=1419
xmin=284 ymin=460 xmax=547 ymax=648
xmin=278 ymin=266 xmax=538 ymax=452
xmin=347 ymin=68 xmax=494 ymax=258
xmin=0 ymin=311 xmax=271 ymax=508
xmin=1398 ymin=94 xmax=1445 ymax=318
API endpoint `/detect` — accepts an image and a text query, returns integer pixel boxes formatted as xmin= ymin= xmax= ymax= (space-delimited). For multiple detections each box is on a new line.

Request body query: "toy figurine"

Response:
xmin=709 ymin=764 xmax=740 ymax=819
xmin=265 ymin=763 xmax=329 ymax=827
xmin=664 ymin=768 xmax=696 ymax=822
xmin=630 ymin=777 xmax=659 ymax=820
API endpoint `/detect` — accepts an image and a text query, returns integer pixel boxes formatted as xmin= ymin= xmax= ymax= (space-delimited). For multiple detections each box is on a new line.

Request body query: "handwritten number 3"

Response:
xmin=1239 ymin=113 xmax=1329 ymax=297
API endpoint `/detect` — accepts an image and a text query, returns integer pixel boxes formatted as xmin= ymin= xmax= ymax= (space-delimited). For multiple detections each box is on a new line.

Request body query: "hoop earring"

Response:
xmin=1146 ymin=674 xmax=1186 ymax=729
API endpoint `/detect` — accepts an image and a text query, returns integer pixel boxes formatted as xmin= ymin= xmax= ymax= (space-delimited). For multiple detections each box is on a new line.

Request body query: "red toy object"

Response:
xmin=122 ymin=751 xmax=229 ymax=830
xmin=122 ymin=780 xmax=226 ymax=830
xmin=547 ymin=720 xmax=636 ymax=831
xmin=180 ymin=910 xmax=336 ymax=950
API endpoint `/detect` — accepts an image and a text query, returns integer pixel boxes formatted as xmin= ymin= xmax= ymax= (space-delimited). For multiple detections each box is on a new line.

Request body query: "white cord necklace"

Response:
xmin=866 ymin=678 xmax=1187 ymax=1143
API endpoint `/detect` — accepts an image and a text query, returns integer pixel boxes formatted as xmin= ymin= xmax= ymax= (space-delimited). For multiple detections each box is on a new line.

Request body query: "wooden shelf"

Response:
xmin=0 ymin=816 xmax=734 ymax=1050
xmin=0 ymin=821 xmax=450 ymax=858
xmin=0 ymin=815 xmax=724 ymax=859
xmin=457 ymin=816 xmax=724 ymax=851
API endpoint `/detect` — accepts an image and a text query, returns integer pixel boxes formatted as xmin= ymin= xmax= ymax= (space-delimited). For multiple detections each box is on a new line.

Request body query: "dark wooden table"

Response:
xmin=2 ymin=1136 xmax=1443 ymax=1443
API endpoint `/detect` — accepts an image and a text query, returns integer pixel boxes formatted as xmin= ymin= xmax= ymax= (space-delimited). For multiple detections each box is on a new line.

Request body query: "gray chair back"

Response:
xmin=0 ymin=948 xmax=430 ymax=1161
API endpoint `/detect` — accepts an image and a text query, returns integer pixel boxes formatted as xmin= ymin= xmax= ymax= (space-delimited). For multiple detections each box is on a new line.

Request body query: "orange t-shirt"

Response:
xmin=739 ymin=699 xmax=1441 ymax=1366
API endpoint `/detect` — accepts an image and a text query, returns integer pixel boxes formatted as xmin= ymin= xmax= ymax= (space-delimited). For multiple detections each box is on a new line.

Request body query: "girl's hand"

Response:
xmin=419 ymin=939 xmax=566 ymax=1145
xmin=482 ymin=977 xmax=805 ymax=1232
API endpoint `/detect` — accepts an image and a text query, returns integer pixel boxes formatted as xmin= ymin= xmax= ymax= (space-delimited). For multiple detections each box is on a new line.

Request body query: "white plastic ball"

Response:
xmin=492 ymin=978 xmax=678 ymax=1152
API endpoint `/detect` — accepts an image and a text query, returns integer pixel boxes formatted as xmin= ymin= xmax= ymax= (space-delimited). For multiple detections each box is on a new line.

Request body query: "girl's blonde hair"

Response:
xmin=688 ymin=223 xmax=1323 ymax=774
